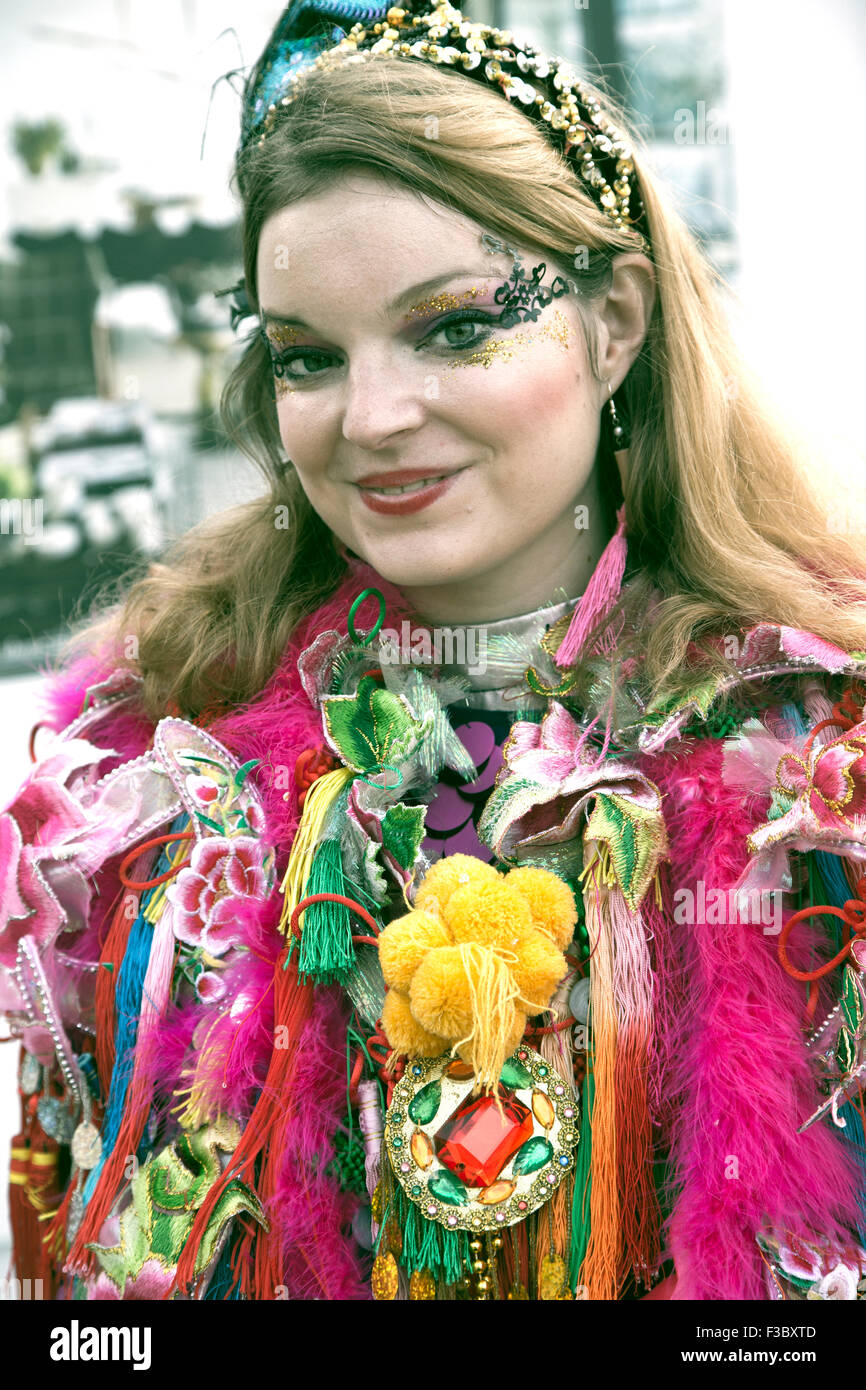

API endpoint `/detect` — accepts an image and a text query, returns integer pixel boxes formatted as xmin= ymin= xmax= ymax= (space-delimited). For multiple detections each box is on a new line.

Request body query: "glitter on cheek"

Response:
xmin=446 ymin=309 xmax=573 ymax=370
xmin=274 ymin=376 xmax=295 ymax=400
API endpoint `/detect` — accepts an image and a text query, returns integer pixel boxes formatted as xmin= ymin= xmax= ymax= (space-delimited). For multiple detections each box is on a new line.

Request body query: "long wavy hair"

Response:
xmin=63 ymin=55 xmax=866 ymax=724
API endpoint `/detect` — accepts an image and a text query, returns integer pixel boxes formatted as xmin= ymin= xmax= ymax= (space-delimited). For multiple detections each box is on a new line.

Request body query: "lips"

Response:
xmin=353 ymin=465 xmax=469 ymax=516
xmin=354 ymin=466 xmax=463 ymax=488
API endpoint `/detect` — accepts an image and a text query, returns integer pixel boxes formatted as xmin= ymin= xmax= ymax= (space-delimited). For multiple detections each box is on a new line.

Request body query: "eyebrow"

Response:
xmin=260 ymin=268 xmax=496 ymax=328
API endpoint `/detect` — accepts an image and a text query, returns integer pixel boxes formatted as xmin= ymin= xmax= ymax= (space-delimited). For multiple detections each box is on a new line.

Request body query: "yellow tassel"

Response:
xmin=277 ymin=767 xmax=354 ymax=936
xmin=653 ymin=868 xmax=663 ymax=910
xmin=577 ymin=840 xmax=619 ymax=1301
xmin=450 ymin=942 xmax=547 ymax=1106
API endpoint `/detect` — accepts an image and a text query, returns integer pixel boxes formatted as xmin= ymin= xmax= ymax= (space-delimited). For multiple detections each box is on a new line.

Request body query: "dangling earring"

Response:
xmin=608 ymin=383 xmax=626 ymax=447
xmin=607 ymin=381 xmax=630 ymax=495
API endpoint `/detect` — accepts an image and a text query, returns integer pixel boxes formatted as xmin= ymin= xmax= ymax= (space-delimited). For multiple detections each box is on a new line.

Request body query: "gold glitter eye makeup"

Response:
xmin=406 ymin=286 xmax=486 ymax=319
xmin=445 ymin=309 xmax=573 ymax=369
xmin=260 ymin=321 xmax=340 ymax=389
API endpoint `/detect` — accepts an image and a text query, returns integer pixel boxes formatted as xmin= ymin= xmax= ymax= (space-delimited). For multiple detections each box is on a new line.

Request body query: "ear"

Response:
xmin=593 ymin=253 xmax=656 ymax=400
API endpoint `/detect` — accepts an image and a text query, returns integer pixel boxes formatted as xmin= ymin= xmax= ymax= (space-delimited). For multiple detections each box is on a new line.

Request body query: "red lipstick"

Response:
xmin=354 ymin=466 xmax=467 ymax=516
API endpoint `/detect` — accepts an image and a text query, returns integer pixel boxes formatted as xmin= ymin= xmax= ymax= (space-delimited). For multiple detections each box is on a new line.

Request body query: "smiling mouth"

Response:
xmin=358 ymin=474 xmax=452 ymax=496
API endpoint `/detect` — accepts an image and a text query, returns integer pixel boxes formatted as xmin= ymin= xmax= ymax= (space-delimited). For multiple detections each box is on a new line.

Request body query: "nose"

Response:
xmin=340 ymin=345 xmax=429 ymax=450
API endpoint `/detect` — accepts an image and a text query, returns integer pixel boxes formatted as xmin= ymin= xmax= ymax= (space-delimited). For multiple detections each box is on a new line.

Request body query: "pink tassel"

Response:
xmin=607 ymin=887 xmax=660 ymax=1286
xmin=556 ymin=504 xmax=628 ymax=668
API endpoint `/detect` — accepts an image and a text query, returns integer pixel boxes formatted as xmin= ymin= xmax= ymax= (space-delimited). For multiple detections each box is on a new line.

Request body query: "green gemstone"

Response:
xmin=538 ymin=1066 xmax=548 ymax=1076
xmin=408 ymin=1079 xmax=442 ymax=1125
xmin=427 ymin=1170 xmax=468 ymax=1207
xmin=500 ymin=1057 xmax=533 ymax=1089
xmin=411 ymin=1184 xmax=422 ymax=1196
xmin=392 ymin=1136 xmax=403 ymax=1148
xmin=511 ymin=1136 xmax=554 ymax=1176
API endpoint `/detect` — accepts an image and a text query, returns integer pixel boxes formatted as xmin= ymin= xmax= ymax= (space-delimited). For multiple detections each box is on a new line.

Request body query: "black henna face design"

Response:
xmin=480 ymin=231 xmax=573 ymax=328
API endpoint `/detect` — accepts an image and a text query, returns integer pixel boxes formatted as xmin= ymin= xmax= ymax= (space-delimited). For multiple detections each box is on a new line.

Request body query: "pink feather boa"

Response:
xmin=643 ymin=737 xmax=864 ymax=1300
xmin=30 ymin=560 xmax=405 ymax=1298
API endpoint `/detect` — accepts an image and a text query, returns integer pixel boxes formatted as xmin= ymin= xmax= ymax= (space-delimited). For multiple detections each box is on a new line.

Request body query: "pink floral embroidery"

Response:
xmin=776 ymin=736 xmax=866 ymax=832
xmin=166 ymin=836 xmax=268 ymax=957
xmin=184 ymin=774 xmax=221 ymax=808
xmin=748 ymin=723 xmax=866 ymax=860
xmin=195 ymin=969 xmax=227 ymax=1003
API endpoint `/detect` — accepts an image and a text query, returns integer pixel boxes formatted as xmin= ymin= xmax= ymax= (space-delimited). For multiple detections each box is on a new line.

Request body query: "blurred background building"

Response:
xmin=1 ymin=0 xmax=865 ymax=1276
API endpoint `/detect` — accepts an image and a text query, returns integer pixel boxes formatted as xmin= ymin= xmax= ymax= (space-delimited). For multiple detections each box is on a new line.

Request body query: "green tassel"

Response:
xmin=394 ymin=1183 xmax=470 ymax=1283
xmin=569 ymin=1066 xmax=593 ymax=1292
xmin=297 ymin=837 xmax=356 ymax=985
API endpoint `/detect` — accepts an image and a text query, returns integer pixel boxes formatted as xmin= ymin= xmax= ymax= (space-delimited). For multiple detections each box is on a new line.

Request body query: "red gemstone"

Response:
xmin=435 ymin=1090 xmax=534 ymax=1188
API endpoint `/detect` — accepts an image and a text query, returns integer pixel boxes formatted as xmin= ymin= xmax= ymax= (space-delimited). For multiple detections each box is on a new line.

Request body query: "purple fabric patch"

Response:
xmin=422 ymin=715 xmax=510 ymax=865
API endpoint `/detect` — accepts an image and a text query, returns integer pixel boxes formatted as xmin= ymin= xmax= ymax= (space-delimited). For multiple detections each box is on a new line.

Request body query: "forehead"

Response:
xmin=255 ymin=173 xmax=519 ymax=306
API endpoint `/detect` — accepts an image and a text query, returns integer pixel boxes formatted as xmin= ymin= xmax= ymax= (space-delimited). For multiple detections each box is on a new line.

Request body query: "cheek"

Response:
xmin=452 ymin=347 xmax=593 ymax=459
xmin=275 ymin=393 xmax=334 ymax=475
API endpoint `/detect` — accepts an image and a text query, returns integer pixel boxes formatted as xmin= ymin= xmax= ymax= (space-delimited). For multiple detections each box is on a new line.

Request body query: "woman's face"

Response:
xmin=256 ymin=172 xmax=612 ymax=621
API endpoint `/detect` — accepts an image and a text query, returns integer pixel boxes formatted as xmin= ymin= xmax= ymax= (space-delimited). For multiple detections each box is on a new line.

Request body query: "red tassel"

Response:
xmin=94 ymin=844 xmax=159 ymax=1096
xmin=555 ymin=504 xmax=628 ymax=668
xmin=172 ymin=948 xmax=315 ymax=1298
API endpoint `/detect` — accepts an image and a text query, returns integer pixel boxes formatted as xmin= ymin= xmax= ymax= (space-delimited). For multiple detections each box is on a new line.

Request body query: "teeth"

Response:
xmin=367 ymin=476 xmax=448 ymax=496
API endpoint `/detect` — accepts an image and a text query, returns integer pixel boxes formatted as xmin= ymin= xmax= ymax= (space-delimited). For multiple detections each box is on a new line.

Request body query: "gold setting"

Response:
xmin=384 ymin=1044 xmax=579 ymax=1233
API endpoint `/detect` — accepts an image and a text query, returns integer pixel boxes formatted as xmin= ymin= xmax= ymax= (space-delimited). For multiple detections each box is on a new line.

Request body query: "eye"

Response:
xmin=268 ymin=347 xmax=340 ymax=382
xmin=421 ymin=309 xmax=498 ymax=353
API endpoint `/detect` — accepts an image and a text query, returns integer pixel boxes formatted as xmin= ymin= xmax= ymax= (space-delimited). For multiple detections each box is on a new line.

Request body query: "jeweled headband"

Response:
xmin=238 ymin=0 xmax=650 ymax=252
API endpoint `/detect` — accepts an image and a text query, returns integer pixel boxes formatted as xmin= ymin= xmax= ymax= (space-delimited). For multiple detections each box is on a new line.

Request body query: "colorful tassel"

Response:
xmin=172 ymin=948 xmax=315 ymax=1298
xmin=576 ymin=845 xmax=619 ymax=1299
xmin=297 ymin=835 xmax=357 ymax=984
xmin=555 ymin=504 xmax=627 ymax=668
xmin=278 ymin=767 xmax=354 ymax=936
xmin=608 ymin=887 xmax=660 ymax=1288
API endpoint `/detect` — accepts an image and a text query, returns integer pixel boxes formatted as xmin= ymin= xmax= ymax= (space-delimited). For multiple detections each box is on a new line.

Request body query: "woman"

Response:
xmin=4 ymin=0 xmax=866 ymax=1302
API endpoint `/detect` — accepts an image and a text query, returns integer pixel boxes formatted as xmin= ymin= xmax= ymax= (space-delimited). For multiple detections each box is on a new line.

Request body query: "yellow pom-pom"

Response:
xmin=381 ymin=989 xmax=447 ymax=1058
xmin=510 ymin=929 xmax=567 ymax=1012
xmin=455 ymin=1005 xmax=526 ymax=1074
xmin=409 ymin=945 xmax=475 ymax=1041
xmin=444 ymin=877 xmax=532 ymax=950
xmin=414 ymin=854 xmax=500 ymax=917
xmin=506 ymin=866 xmax=577 ymax=951
xmin=378 ymin=909 xmax=450 ymax=993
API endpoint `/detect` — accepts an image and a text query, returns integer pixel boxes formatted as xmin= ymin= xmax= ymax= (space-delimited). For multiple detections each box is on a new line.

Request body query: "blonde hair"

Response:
xmin=65 ymin=55 xmax=866 ymax=723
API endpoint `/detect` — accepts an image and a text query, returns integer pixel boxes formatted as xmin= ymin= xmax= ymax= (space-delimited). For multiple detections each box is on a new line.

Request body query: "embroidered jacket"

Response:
xmin=4 ymin=561 xmax=866 ymax=1301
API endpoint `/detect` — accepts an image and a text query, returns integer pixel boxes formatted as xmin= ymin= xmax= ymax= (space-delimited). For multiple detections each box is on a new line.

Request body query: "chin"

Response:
xmin=348 ymin=539 xmax=480 ymax=593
